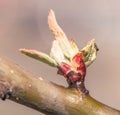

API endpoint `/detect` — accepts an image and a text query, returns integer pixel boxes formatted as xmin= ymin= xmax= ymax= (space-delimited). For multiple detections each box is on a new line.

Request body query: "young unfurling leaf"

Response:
xmin=50 ymin=40 xmax=71 ymax=65
xmin=48 ymin=9 xmax=77 ymax=59
xmin=19 ymin=49 xmax=57 ymax=67
xmin=79 ymin=39 xmax=99 ymax=67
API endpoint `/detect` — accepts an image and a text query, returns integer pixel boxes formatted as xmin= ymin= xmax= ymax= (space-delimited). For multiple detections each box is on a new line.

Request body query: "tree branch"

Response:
xmin=0 ymin=56 xmax=119 ymax=115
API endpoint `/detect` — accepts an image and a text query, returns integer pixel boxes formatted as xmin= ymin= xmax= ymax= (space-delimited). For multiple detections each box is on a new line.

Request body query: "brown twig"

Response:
xmin=0 ymin=56 xmax=119 ymax=115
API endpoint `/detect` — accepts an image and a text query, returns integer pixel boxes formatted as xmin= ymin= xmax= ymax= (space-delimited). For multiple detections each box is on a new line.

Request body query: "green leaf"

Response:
xmin=79 ymin=39 xmax=99 ymax=67
xmin=19 ymin=49 xmax=58 ymax=67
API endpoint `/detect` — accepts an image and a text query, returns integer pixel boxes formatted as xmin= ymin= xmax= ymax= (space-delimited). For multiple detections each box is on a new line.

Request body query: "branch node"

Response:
xmin=0 ymin=81 xmax=12 ymax=100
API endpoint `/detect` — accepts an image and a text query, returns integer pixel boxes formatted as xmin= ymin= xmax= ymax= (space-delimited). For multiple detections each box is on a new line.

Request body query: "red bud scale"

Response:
xmin=57 ymin=54 xmax=86 ymax=85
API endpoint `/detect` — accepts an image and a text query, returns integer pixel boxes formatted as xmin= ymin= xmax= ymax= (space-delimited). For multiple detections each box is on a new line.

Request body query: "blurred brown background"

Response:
xmin=0 ymin=0 xmax=120 ymax=114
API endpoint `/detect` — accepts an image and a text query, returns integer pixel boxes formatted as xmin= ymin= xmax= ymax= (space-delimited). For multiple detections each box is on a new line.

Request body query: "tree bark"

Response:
xmin=0 ymin=56 xmax=119 ymax=115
